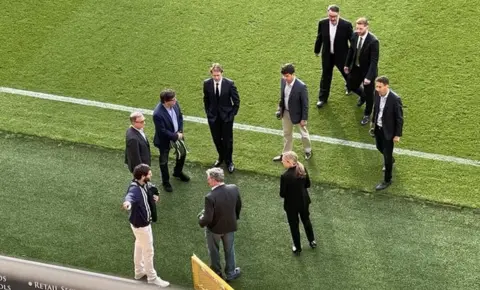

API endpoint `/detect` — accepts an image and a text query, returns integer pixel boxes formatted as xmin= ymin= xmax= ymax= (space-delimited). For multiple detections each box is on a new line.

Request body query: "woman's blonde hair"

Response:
xmin=283 ymin=151 xmax=306 ymax=178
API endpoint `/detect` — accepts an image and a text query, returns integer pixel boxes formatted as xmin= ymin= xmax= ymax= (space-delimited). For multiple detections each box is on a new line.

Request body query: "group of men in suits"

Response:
xmin=314 ymin=5 xmax=379 ymax=126
xmin=124 ymin=84 xmax=243 ymax=284
xmin=121 ymin=5 xmax=404 ymax=286
xmin=314 ymin=4 xmax=403 ymax=189
xmin=124 ymin=64 xmax=240 ymax=194
xmin=124 ymin=4 xmax=404 ymax=203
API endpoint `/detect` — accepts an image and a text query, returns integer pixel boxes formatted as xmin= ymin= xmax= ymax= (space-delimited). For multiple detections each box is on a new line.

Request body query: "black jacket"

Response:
xmin=124 ymin=127 xmax=151 ymax=173
xmin=278 ymin=78 xmax=309 ymax=124
xmin=203 ymin=78 xmax=240 ymax=123
xmin=280 ymin=167 xmax=311 ymax=212
xmin=345 ymin=32 xmax=380 ymax=81
xmin=372 ymin=90 xmax=404 ymax=140
xmin=199 ymin=184 xmax=242 ymax=234
xmin=314 ymin=18 xmax=353 ymax=59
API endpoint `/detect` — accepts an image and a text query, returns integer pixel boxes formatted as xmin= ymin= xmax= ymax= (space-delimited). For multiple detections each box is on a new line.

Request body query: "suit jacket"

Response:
xmin=280 ymin=167 xmax=311 ymax=212
xmin=153 ymin=103 xmax=184 ymax=150
xmin=278 ymin=78 xmax=309 ymax=124
xmin=124 ymin=126 xmax=151 ymax=173
xmin=203 ymin=78 xmax=240 ymax=123
xmin=372 ymin=90 xmax=404 ymax=140
xmin=199 ymin=184 xmax=242 ymax=234
xmin=345 ymin=32 xmax=379 ymax=81
xmin=314 ymin=18 xmax=353 ymax=59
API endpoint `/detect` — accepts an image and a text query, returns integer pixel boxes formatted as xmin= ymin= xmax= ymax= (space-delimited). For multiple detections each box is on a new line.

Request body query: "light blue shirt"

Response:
xmin=164 ymin=104 xmax=179 ymax=133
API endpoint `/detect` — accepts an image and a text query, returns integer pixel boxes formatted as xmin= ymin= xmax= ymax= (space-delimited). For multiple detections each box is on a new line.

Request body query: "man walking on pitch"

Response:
xmin=122 ymin=164 xmax=170 ymax=288
xmin=314 ymin=4 xmax=353 ymax=108
xmin=198 ymin=167 xmax=242 ymax=282
xmin=370 ymin=76 xmax=403 ymax=190
xmin=344 ymin=17 xmax=379 ymax=125
xmin=273 ymin=63 xmax=313 ymax=162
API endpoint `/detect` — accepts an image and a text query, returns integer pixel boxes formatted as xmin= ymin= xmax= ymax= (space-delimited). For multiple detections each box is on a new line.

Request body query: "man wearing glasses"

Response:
xmin=153 ymin=89 xmax=190 ymax=192
xmin=314 ymin=4 xmax=353 ymax=108
xmin=125 ymin=111 xmax=151 ymax=173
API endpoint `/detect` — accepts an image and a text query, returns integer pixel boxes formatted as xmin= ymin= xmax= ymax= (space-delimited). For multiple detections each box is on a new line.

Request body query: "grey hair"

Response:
xmin=129 ymin=111 xmax=144 ymax=123
xmin=206 ymin=167 xmax=224 ymax=182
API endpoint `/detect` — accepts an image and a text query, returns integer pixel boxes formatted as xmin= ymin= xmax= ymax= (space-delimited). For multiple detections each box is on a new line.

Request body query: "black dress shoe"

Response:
xmin=360 ymin=115 xmax=370 ymax=125
xmin=304 ymin=151 xmax=313 ymax=160
xmin=163 ymin=182 xmax=173 ymax=192
xmin=272 ymin=155 xmax=283 ymax=162
xmin=309 ymin=241 xmax=317 ymax=249
xmin=212 ymin=160 xmax=223 ymax=167
xmin=292 ymin=246 xmax=302 ymax=256
xmin=225 ymin=267 xmax=241 ymax=282
xmin=375 ymin=181 xmax=392 ymax=191
xmin=227 ymin=163 xmax=235 ymax=173
xmin=316 ymin=101 xmax=327 ymax=108
xmin=173 ymin=172 xmax=190 ymax=182
xmin=357 ymin=98 xmax=365 ymax=107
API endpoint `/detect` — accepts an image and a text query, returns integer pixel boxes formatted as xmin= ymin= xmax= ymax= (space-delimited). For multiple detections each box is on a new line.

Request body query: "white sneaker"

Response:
xmin=134 ymin=272 xmax=146 ymax=280
xmin=148 ymin=277 xmax=170 ymax=287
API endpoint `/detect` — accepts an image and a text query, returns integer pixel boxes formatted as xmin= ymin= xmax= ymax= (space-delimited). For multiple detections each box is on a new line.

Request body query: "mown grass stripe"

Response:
xmin=2 ymin=86 xmax=478 ymax=167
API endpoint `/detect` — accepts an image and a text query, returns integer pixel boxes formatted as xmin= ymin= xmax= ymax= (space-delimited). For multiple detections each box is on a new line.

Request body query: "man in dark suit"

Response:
xmin=198 ymin=167 xmax=242 ymax=282
xmin=314 ymin=4 xmax=353 ymax=108
xmin=125 ymin=111 xmax=151 ymax=173
xmin=153 ymin=89 xmax=190 ymax=193
xmin=273 ymin=63 xmax=312 ymax=162
xmin=370 ymin=76 xmax=403 ymax=190
xmin=344 ymin=17 xmax=380 ymax=125
xmin=203 ymin=63 xmax=240 ymax=173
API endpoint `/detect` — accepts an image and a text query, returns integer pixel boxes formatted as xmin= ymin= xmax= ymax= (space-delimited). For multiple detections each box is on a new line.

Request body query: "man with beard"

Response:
xmin=344 ymin=17 xmax=380 ymax=125
xmin=123 ymin=164 xmax=170 ymax=288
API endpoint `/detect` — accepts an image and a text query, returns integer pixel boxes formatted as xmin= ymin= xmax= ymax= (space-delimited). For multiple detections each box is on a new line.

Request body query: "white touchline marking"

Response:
xmin=1 ymin=86 xmax=479 ymax=167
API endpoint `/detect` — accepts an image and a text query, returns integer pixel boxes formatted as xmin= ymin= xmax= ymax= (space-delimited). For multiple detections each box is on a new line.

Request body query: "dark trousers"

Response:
xmin=208 ymin=118 xmax=234 ymax=165
xmin=319 ymin=53 xmax=348 ymax=102
xmin=159 ymin=148 xmax=186 ymax=184
xmin=374 ymin=125 xmax=395 ymax=182
xmin=286 ymin=207 xmax=315 ymax=250
xmin=347 ymin=66 xmax=375 ymax=116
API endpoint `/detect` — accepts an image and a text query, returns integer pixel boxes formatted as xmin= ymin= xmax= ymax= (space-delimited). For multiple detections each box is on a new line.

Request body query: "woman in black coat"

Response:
xmin=280 ymin=151 xmax=316 ymax=255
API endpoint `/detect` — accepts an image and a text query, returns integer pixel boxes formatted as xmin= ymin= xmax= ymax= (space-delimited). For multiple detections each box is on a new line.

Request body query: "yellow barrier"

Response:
xmin=191 ymin=254 xmax=234 ymax=290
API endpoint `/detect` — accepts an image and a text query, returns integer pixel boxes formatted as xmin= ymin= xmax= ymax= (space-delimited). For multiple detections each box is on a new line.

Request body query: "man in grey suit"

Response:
xmin=198 ymin=167 xmax=242 ymax=282
xmin=273 ymin=63 xmax=312 ymax=161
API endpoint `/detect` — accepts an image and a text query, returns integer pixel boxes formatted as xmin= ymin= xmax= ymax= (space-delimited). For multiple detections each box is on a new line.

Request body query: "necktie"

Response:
xmin=355 ymin=37 xmax=363 ymax=66
xmin=215 ymin=82 xmax=220 ymax=98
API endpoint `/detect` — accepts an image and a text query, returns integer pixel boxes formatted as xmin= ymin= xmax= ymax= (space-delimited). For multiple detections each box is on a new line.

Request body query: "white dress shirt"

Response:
xmin=214 ymin=78 xmax=223 ymax=96
xmin=132 ymin=126 xmax=147 ymax=141
xmin=329 ymin=21 xmax=338 ymax=54
xmin=212 ymin=183 xmax=225 ymax=190
xmin=377 ymin=89 xmax=390 ymax=127
xmin=284 ymin=78 xmax=296 ymax=111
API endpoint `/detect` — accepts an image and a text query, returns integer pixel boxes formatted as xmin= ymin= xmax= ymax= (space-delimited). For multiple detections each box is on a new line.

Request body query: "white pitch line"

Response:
xmin=1 ymin=86 xmax=479 ymax=167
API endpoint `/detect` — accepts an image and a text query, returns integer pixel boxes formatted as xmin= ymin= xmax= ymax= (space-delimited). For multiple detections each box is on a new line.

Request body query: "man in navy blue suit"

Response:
xmin=153 ymin=89 xmax=190 ymax=192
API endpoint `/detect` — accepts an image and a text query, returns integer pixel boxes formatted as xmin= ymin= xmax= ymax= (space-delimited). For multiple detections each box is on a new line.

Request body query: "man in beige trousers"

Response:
xmin=273 ymin=63 xmax=312 ymax=162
